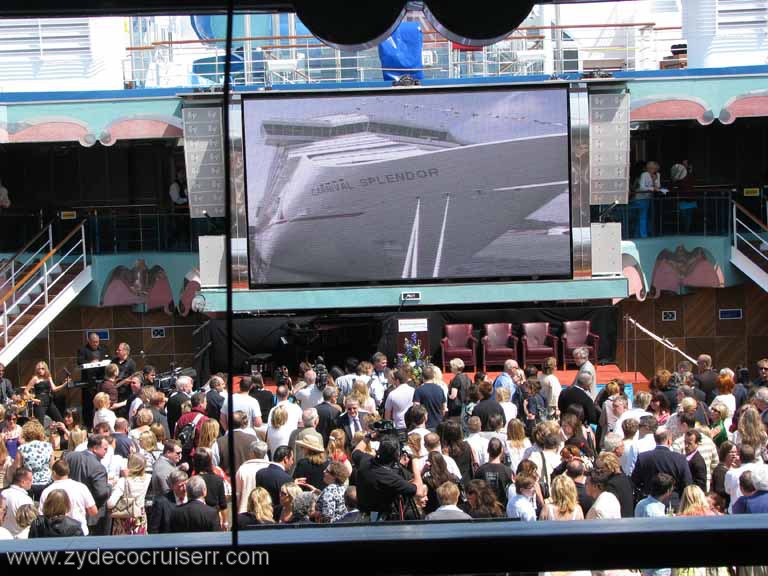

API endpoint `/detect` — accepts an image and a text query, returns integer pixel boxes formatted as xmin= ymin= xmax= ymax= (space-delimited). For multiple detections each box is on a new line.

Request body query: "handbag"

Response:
xmin=538 ymin=452 xmax=551 ymax=501
xmin=111 ymin=478 xmax=143 ymax=519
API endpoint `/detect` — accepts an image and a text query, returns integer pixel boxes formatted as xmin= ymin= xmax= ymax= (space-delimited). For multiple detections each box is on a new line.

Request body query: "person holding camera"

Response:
xmin=352 ymin=430 xmax=427 ymax=521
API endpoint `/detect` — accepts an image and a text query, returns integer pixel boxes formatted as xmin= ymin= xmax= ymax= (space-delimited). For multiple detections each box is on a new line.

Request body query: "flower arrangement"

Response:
xmin=396 ymin=332 xmax=430 ymax=382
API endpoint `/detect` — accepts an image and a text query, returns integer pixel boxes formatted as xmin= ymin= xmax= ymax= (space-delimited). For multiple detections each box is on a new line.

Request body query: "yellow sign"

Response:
xmin=59 ymin=211 xmax=77 ymax=220
xmin=744 ymin=187 xmax=760 ymax=197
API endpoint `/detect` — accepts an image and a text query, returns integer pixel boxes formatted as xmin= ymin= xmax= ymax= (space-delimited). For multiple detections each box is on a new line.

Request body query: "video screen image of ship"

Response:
xmin=244 ymin=89 xmax=571 ymax=285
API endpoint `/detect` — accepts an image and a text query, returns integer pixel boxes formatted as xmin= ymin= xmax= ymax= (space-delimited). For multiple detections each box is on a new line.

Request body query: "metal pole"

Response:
xmin=554 ymin=4 xmax=563 ymax=75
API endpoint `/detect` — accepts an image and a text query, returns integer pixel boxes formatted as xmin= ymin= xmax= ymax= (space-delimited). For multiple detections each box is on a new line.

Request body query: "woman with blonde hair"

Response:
xmin=277 ymin=481 xmax=305 ymax=524
xmin=709 ymin=402 xmax=730 ymax=447
xmin=540 ymin=356 xmax=561 ymax=420
xmin=15 ymin=419 xmax=53 ymax=500
xmin=496 ymin=387 xmax=518 ymax=424
xmin=733 ymin=405 xmax=767 ymax=458
xmin=506 ymin=418 xmax=531 ymax=473
xmin=349 ymin=380 xmax=376 ymax=414
xmin=540 ymin=474 xmax=583 ymax=520
xmin=237 ymin=487 xmax=274 ymax=529
xmin=137 ymin=430 xmax=159 ymax=474
xmin=326 ymin=429 xmax=352 ymax=476
xmin=14 ymin=504 xmax=39 ymax=539
xmin=92 ymin=391 xmax=116 ymax=432
xmin=67 ymin=429 xmax=87 ymax=453
xmin=678 ymin=484 xmax=719 ymax=516
xmin=129 ymin=409 xmax=154 ymax=440
xmin=150 ymin=422 xmax=166 ymax=448
xmin=266 ymin=406 xmax=291 ymax=457
xmin=197 ymin=418 xmax=220 ymax=453
xmin=107 ymin=453 xmax=152 ymax=534
xmin=0 ymin=437 xmax=12 ymax=488
xmin=25 ymin=360 xmax=67 ymax=424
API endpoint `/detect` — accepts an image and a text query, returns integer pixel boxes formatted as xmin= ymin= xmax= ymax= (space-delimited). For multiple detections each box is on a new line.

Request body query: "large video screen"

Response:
xmin=243 ymin=86 xmax=571 ymax=286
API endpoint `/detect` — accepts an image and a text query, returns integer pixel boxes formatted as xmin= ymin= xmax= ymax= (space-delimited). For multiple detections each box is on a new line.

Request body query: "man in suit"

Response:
xmin=336 ymin=486 xmax=363 ymax=523
xmin=166 ymin=375 xmax=193 ymax=435
xmin=425 ymin=481 xmax=472 ymax=521
xmin=0 ymin=363 xmax=17 ymax=405
xmin=205 ymin=375 xmax=226 ymax=423
xmin=64 ymin=434 xmax=112 ymax=535
xmin=77 ymin=332 xmax=110 ymax=425
xmin=684 ymin=429 xmax=707 ymax=492
xmin=335 ymin=398 xmax=368 ymax=450
xmin=572 ymin=347 xmax=597 ymax=399
xmin=631 ymin=428 xmax=692 ymax=510
xmin=170 ymin=475 xmax=220 ymax=533
xmin=315 ymin=386 xmax=341 ymax=445
xmin=215 ymin=411 xmax=254 ymax=475
xmin=694 ymin=354 xmax=719 ymax=405
xmin=256 ymin=445 xmax=294 ymax=513
xmin=558 ymin=372 xmax=599 ymax=425
xmin=148 ymin=470 xmax=188 ymax=534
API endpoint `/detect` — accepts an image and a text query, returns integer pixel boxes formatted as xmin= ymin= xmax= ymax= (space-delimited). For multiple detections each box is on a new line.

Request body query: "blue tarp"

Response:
xmin=378 ymin=21 xmax=423 ymax=81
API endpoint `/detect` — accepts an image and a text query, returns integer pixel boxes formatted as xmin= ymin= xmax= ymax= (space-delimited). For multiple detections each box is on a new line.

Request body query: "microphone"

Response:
xmin=599 ymin=200 xmax=620 ymax=223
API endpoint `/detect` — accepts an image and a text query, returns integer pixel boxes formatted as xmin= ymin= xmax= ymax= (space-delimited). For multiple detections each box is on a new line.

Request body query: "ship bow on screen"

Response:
xmin=243 ymin=85 xmax=572 ymax=287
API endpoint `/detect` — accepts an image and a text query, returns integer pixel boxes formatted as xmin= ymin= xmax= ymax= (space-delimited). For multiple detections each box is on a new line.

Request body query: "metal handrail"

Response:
xmin=0 ymin=217 xmax=57 ymax=277
xmin=732 ymin=201 xmax=768 ymax=275
xmin=733 ymin=200 xmax=768 ymax=233
xmin=1 ymin=220 xmax=87 ymax=348
xmin=0 ymin=219 xmax=86 ymax=308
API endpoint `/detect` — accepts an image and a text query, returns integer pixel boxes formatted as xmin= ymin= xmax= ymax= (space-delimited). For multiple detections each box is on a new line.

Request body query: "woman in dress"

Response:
xmin=438 ymin=419 xmax=475 ymax=485
xmin=24 ymin=361 xmax=66 ymax=424
xmin=266 ymin=406 xmax=292 ymax=458
xmin=293 ymin=435 xmax=330 ymax=491
xmin=316 ymin=461 xmax=351 ymax=523
xmin=710 ymin=375 xmax=737 ymax=431
xmin=709 ymin=402 xmax=730 ymax=447
xmin=106 ymin=453 xmax=151 ymax=535
xmin=327 ymin=429 xmax=352 ymax=476
xmin=733 ymin=406 xmax=767 ymax=460
xmin=15 ymin=419 xmax=53 ymax=500
xmin=496 ymin=387 xmax=518 ymax=424
xmin=92 ymin=392 xmax=116 ymax=432
xmin=506 ymin=418 xmax=531 ymax=473
xmin=540 ymin=474 xmax=584 ymax=521
xmin=237 ymin=487 xmax=274 ymax=529
xmin=50 ymin=408 xmax=84 ymax=452
xmin=0 ymin=406 xmax=23 ymax=461
xmin=137 ymin=430 xmax=159 ymax=475
xmin=0 ymin=437 xmax=12 ymax=488
xmin=421 ymin=451 xmax=462 ymax=516
xmin=540 ymin=356 xmax=562 ymax=420
xmin=196 ymin=418 xmax=220 ymax=463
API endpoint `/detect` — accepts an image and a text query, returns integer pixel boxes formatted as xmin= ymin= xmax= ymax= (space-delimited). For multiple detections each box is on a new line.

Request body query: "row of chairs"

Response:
xmin=441 ymin=321 xmax=600 ymax=373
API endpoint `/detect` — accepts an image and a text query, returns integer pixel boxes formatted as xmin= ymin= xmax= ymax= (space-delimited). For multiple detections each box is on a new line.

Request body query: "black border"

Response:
xmin=240 ymin=82 xmax=574 ymax=290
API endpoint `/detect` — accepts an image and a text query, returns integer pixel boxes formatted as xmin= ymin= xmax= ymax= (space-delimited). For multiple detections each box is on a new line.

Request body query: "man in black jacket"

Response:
xmin=166 ymin=375 xmax=193 ymax=435
xmin=558 ymin=372 xmax=599 ymax=425
xmin=694 ymin=354 xmax=718 ymax=404
xmin=64 ymin=434 xmax=111 ymax=535
xmin=472 ymin=380 xmax=506 ymax=432
xmin=148 ymin=470 xmax=188 ymax=534
xmin=205 ymin=375 xmax=226 ymax=423
xmin=256 ymin=446 xmax=294 ymax=514
xmin=170 ymin=475 xmax=220 ymax=533
xmin=316 ymin=386 xmax=341 ymax=445
xmin=631 ymin=428 xmax=692 ymax=510
xmin=684 ymin=429 xmax=708 ymax=492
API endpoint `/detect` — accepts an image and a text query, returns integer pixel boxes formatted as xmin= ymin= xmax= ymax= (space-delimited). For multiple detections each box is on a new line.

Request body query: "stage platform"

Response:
xmin=253 ymin=364 xmax=649 ymax=394
xmin=444 ymin=363 xmax=650 ymax=393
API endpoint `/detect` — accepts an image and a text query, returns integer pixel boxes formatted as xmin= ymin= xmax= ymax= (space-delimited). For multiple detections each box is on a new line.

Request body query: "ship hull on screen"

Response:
xmin=243 ymin=87 xmax=572 ymax=285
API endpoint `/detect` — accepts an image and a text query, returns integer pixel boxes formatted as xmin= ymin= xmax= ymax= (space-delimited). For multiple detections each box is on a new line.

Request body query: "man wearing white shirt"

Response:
xmin=624 ymin=415 xmax=658 ymax=476
xmin=294 ymin=370 xmax=324 ymax=409
xmin=1 ymin=467 xmax=33 ymax=536
xmin=267 ymin=386 xmax=303 ymax=433
xmin=235 ymin=440 xmax=270 ymax=513
xmin=40 ymin=459 xmax=97 ymax=535
xmin=465 ymin=416 xmax=490 ymax=467
xmin=220 ymin=376 xmax=263 ymax=432
xmin=369 ymin=353 xmax=388 ymax=409
xmin=384 ymin=368 xmax=414 ymax=429
xmin=725 ymin=444 xmax=767 ymax=513
xmin=586 ymin=469 xmax=622 ymax=519
xmin=614 ymin=391 xmax=653 ymax=433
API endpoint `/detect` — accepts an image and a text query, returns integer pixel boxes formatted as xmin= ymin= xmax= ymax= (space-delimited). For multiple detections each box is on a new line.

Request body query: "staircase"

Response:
xmin=730 ymin=201 xmax=768 ymax=292
xmin=0 ymin=219 xmax=92 ymax=365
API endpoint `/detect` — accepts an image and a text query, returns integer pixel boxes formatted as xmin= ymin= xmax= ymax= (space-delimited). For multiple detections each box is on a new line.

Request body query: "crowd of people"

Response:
xmin=1 ymin=346 xmax=768 ymax=548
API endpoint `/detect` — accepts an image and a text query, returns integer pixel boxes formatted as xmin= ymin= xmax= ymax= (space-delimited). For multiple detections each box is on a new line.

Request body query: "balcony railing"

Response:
xmin=123 ymin=22 xmax=686 ymax=89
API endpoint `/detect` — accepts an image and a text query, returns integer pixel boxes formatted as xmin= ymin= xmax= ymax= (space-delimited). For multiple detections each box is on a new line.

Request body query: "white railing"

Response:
xmin=123 ymin=23 xmax=686 ymax=89
xmin=0 ymin=220 xmax=88 ymax=348
xmin=731 ymin=201 xmax=768 ymax=280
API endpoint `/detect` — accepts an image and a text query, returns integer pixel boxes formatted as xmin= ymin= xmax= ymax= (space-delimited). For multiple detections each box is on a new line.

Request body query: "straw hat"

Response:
xmin=295 ymin=434 xmax=325 ymax=453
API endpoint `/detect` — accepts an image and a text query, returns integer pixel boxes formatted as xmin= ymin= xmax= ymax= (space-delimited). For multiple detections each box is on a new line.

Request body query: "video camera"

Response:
xmin=155 ymin=366 xmax=197 ymax=394
xmin=313 ymin=356 xmax=329 ymax=390
xmin=366 ymin=419 xmax=408 ymax=450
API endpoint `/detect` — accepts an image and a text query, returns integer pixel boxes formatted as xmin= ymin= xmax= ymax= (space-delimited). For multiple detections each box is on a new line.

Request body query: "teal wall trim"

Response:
xmin=201 ymin=278 xmax=629 ymax=312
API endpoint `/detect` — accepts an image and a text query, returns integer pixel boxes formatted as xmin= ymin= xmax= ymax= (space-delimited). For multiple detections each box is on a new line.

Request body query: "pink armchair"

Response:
xmin=482 ymin=323 xmax=518 ymax=372
xmin=521 ymin=322 xmax=559 ymax=368
xmin=441 ymin=324 xmax=477 ymax=373
xmin=562 ymin=320 xmax=600 ymax=368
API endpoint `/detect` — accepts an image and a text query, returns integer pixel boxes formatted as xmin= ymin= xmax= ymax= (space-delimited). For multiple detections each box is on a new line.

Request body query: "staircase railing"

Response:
xmin=0 ymin=219 xmax=88 ymax=347
xmin=732 ymin=201 xmax=768 ymax=276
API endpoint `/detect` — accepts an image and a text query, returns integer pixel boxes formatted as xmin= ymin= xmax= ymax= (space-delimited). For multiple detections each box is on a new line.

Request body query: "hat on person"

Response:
xmin=295 ymin=434 xmax=325 ymax=453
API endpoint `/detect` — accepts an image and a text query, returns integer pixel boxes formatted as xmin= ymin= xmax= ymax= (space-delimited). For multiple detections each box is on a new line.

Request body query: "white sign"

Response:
xmin=398 ymin=318 xmax=428 ymax=333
